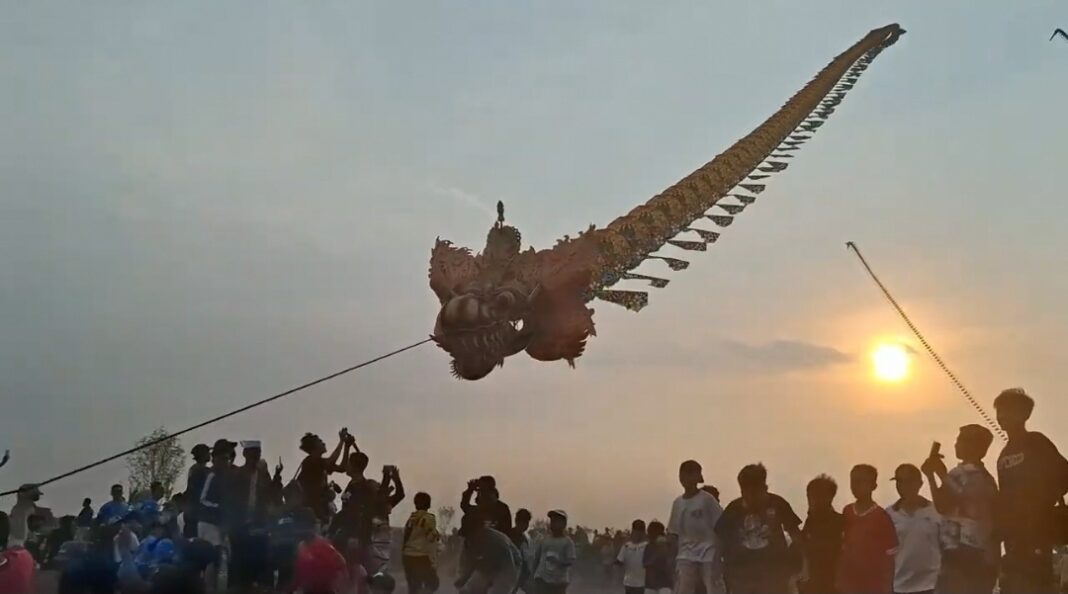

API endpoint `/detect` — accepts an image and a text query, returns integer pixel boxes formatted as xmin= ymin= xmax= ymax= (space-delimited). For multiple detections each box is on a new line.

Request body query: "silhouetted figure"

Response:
xmin=716 ymin=463 xmax=802 ymax=594
xmin=229 ymin=440 xmax=275 ymax=592
xmin=96 ymin=484 xmax=129 ymax=527
xmin=994 ymin=388 xmax=1068 ymax=594
xmin=836 ymin=464 xmax=896 ymax=594
xmin=668 ymin=460 xmax=725 ymax=594
xmin=922 ymin=424 xmax=998 ymax=594
xmin=297 ymin=428 xmax=351 ymax=524
xmin=617 ymin=519 xmax=648 ymax=594
xmin=184 ymin=443 xmax=212 ymax=539
xmin=76 ymin=498 xmax=94 ymax=529
xmin=887 ymin=463 xmax=941 ymax=594
xmin=798 ymin=474 xmax=843 ymax=594
xmin=198 ymin=438 xmax=239 ymax=593
xmin=643 ymin=521 xmax=673 ymax=594
xmin=513 ymin=508 xmax=534 ymax=594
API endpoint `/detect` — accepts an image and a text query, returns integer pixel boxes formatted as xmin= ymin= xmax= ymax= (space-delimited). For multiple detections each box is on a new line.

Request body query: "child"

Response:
xmin=798 ymin=474 xmax=844 ymax=594
xmin=836 ymin=464 xmax=897 ymax=594
xmin=642 ymin=521 xmax=673 ymax=594
xmin=886 ymin=463 xmax=942 ymax=594
xmin=616 ymin=519 xmax=647 ymax=594
xmin=668 ymin=460 xmax=724 ymax=594
xmin=532 ymin=510 xmax=577 ymax=594
xmin=402 ymin=492 xmax=440 ymax=594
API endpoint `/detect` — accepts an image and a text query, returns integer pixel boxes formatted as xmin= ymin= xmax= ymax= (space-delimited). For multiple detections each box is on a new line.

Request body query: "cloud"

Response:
xmin=589 ymin=336 xmax=852 ymax=374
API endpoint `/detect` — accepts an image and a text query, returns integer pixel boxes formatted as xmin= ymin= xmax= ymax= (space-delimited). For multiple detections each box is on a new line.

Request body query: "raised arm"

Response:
xmin=921 ymin=455 xmax=954 ymax=514
xmin=326 ymin=428 xmax=349 ymax=472
xmin=461 ymin=481 xmax=477 ymax=514
xmin=387 ymin=466 xmax=406 ymax=508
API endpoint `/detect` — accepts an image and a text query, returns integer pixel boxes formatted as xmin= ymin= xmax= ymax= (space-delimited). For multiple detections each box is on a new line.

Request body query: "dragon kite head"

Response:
xmin=428 ymin=202 xmax=599 ymax=380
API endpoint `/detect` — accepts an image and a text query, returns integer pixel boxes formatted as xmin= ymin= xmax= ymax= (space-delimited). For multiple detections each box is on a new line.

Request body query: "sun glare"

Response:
xmin=872 ymin=343 xmax=910 ymax=382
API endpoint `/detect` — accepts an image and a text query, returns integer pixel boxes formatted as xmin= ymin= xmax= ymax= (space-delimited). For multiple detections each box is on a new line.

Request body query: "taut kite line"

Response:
xmin=428 ymin=24 xmax=907 ymax=380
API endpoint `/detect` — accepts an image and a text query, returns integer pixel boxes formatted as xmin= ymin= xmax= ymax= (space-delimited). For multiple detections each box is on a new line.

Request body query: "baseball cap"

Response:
xmin=212 ymin=439 xmax=236 ymax=454
xmin=548 ymin=509 xmax=568 ymax=521
xmin=890 ymin=463 xmax=921 ymax=481
xmin=240 ymin=440 xmax=261 ymax=450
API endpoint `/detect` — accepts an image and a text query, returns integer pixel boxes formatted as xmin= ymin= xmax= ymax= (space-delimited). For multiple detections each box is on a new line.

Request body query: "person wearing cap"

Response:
xmin=532 ymin=510 xmax=577 ymax=594
xmin=230 ymin=439 xmax=275 ymax=592
xmin=184 ymin=443 xmax=212 ymax=539
xmin=198 ymin=438 xmax=239 ymax=593
xmin=6 ymin=485 xmax=42 ymax=549
xmin=993 ymin=387 xmax=1068 ymax=594
xmin=921 ymin=424 xmax=999 ymax=593
xmin=667 ymin=460 xmax=725 ymax=594
xmin=886 ymin=463 xmax=942 ymax=594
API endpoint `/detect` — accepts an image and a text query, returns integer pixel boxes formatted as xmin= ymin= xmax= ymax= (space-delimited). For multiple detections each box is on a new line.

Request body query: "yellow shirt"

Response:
xmin=403 ymin=510 xmax=440 ymax=558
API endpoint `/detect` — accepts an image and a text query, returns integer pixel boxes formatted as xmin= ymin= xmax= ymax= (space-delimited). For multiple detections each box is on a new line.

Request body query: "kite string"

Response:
xmin=845 ymin=242 xmax=1007 ymax=441
xmin=0 ymin=337 xmax=433 ymax=497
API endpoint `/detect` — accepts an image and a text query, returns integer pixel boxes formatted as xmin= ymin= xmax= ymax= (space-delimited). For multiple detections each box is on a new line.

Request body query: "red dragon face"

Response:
xmin=431 ymin=280 xmax=539 ymax=380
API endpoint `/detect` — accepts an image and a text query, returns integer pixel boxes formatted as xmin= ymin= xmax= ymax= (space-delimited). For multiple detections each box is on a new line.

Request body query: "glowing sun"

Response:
xmin=872 ymin=343 xmax=910 ymax=382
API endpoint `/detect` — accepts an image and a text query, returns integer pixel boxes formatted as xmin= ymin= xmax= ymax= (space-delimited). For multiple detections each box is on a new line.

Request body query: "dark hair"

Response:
xmin=959 ymin=424 xmax=994 ymax=456
xmin=83 ymin=498 xmax=92 ymax=506
xmin=414 ymin=492 xmax=432 ymax=510
xmin=299 ymin=433 xmax=321 ymax=453
xmin=516 ymin=508 xmax=532 ymax=522
xmin=994 ymin=388 xmax=1034 ymax=416
xmin=701 ymin=485 xmax=720 ymax=501
xmin=349 ymin=452 xmax=370 ymax=472
xmin=851 ymin=464 xmax=878 ymax=483
xmin=807 ymin=474 xmax=838 ymax=498
xmin=647 ymin=520 xmax=665 ymax=537
xmin=631 ymin=519 xmax=646 ymax=532
xmin=738 ymin=463 xmax=768 ymax=488
xmin=478 ymin=475 xmax=497 ymax=489
xmin=679 ymin=460 xmax=702 ymax=474
xmin=111 ymin=484 xmax=123 ymax=491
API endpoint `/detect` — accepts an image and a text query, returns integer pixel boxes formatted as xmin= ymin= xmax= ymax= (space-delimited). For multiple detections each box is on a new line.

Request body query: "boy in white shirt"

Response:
xmin=887 ymin=463 xmax=942 ymax=594
xmin=616 ymin=519 xmax=647 ymax=594
xmin=668 ymin=460 xmax=725 ymax=594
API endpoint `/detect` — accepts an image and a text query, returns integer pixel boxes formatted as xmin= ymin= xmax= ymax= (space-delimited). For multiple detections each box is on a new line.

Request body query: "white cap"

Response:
xmin=240 ymin=440 xmax=261 ymax=449
xmin=548 ymin=509 xmax=568 ymax=521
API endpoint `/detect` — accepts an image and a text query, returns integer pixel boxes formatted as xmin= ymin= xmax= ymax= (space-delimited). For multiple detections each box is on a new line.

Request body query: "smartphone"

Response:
xmin=930 ymin=441 xmax=941 ymax=458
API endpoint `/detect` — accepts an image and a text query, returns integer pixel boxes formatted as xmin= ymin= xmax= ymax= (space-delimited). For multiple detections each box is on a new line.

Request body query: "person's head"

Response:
xmin=850 ymin=464 xmax=878 ymax=501
xmin=630 ymin=519 xmax=646 ymax=541
xmin=955 ymin=424 xmax=994 ymax=462
xmin=477 ymin=487 xmax=499 ymax=506
xmin=737 ymin=463 xmax=769 ymax=506
xmin=241 ymin=441 xmax=262 ymax=465
xmin=515 ymin=508 xmax=532 ymax=532
xmin=111 ymin=484 xmax=125 ymax=501
xmin=701 ymin=484 xmax=720 ymax=502
xmin=647 ymin=520 xmax=665 ymax=540
xmin=212 ymin=439 xmax=236 ymax=466
xmin=150 ymin=481 xmax=166 ymax=501
xmin=299 ymin=432 xmax=327 ymax=456
xmin=548 ymin=510 xmax=568 ymax=536
xmin=679 ymin=460 xmax=703 ymax=491
xmin=368 ymin=572 xmax=397 ymax=594
xmin=191 ymin=443 xmax=211 ymax=465
xmin=414 ymin=492 xmax=432 ymax=511
xmin=348 ymin=451 xmax=370 ymax=477
xmin=994 ymin=388 xmax=1033 ymax=436
xmin=82 ymin=497 xmax=92 ymax=508
xmin=477 ymin=475 xmax=497 ymax=491
xmin=806 ymin=474 xmax=838 ymax=510
xmin=892 ymin=463 xmax=923 ymax=500
xmin=16 ymin=484 xmax=41 ymax=504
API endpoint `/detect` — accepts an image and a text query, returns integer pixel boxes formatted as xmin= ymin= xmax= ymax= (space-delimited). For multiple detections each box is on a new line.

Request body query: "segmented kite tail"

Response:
xmin=590 ymin=24 xmax=906 ymax=313
xmin=847 ymin=242 xmax=1007 ymax=442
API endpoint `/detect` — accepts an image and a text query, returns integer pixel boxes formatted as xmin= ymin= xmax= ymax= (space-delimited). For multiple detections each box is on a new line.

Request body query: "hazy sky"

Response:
xmin=3 ymin=2 xmax=1068 ymax=528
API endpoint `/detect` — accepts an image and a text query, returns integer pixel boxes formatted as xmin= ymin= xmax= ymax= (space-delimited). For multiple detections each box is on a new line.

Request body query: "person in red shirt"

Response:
xmin=836 ymin=464 xmax=897 ymax=594
xmin=0 ymin=548 xmax=35 ymax=594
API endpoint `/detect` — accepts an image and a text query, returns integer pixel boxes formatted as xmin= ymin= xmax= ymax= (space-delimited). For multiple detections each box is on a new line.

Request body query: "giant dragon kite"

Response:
xmin=428 ymin=24 xmax=906 ymax=380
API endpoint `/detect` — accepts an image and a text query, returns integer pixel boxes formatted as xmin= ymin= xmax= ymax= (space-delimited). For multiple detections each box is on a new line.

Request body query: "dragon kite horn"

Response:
xmin=590 ymin=24 xmax=906 ymax=310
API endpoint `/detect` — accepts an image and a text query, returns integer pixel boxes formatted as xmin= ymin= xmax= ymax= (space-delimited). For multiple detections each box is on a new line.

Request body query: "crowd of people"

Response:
xmin=0 ymin=387 xmax=1066 ymax=594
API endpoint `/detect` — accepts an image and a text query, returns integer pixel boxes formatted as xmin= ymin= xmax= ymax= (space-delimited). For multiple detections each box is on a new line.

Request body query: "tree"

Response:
xmin=125 ymin=427 xmax=185 ymax=498
xmin=437 ymin=505 xmax=456 ymax=535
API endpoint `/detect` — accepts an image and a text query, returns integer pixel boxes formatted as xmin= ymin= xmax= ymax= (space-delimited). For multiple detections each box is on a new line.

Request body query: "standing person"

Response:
xmin=616 ymin=519 xmax=647 ymax=594
xmin=96 ymin=484 xmax=130 ymax=526
xmin=887 ymin=464 xmax=942 ymax=594
xmin=297 ymin=428 xmax=352 ymax=524
xmin=455 ymin=514 xmax=523 ymax=594
xmin=7 ymin=485 xmax=41 ymax=549
xmin=798 ymin=474 xmax=844 ymax=594
xmin=462 ymin=477 xmax=513 ymax=535
xmin=643 ymin=521 xmax=674 ymax=594
xmin=402 ymin=492 xmax=441 ymax=594
xmin=184 ymin=443 xmax=212 ymax=539
xmin=836 ymin=464 xmax=897 ymax=594
xmin=921 ymin=424 xmax=999 ymax=594
xmin=715 ymin=463 xmax=803 ymax=594
xmin=77 ymin=499 xmax=95 ymax=530
xmin=994 ymin=388 xmax=1068 ymax=594
xmin=198 ymin=438 xmax=239 ymax=593
xmin=229 ymin=440 xmax=274 ymax=593
xmin=513 ymin=509 xmax=535 ymax=594
xmin=532 ymin=510 xmax=577 ymax=594
xmin=667 ymin=460 xmax=725 ymax=594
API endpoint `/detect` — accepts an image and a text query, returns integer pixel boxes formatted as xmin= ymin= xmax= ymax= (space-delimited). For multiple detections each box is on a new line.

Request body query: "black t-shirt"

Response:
xmin=997 ymin=431 xmax=1068 ymax=547
xmin=800 ymin=508 xmax=844 ymax=590
xmin=297 ymin=456 xmax=330 ymax=520
xmin=715 ymin=494 xmax=801 ymax=572
xmin=642 ymin=538 xmax=673 ymax=590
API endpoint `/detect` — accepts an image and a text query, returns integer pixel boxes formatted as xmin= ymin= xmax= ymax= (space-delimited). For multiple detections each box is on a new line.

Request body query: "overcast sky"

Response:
xmin=3 ymin=1 xmax=1068 ymax=528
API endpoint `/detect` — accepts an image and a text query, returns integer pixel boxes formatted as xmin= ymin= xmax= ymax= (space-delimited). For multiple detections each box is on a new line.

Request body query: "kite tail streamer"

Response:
xmin=846 ymin=242 xmax=1007 ymax=441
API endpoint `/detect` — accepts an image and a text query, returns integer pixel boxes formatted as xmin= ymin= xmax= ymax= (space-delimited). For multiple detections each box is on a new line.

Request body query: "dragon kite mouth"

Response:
xmin=433 ymin=320 xmax=531 ymax=380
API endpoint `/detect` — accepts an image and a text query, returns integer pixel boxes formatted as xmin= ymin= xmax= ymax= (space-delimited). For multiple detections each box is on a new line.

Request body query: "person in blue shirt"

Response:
xmin=96 ymin=484 xmax=130 ymax=526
